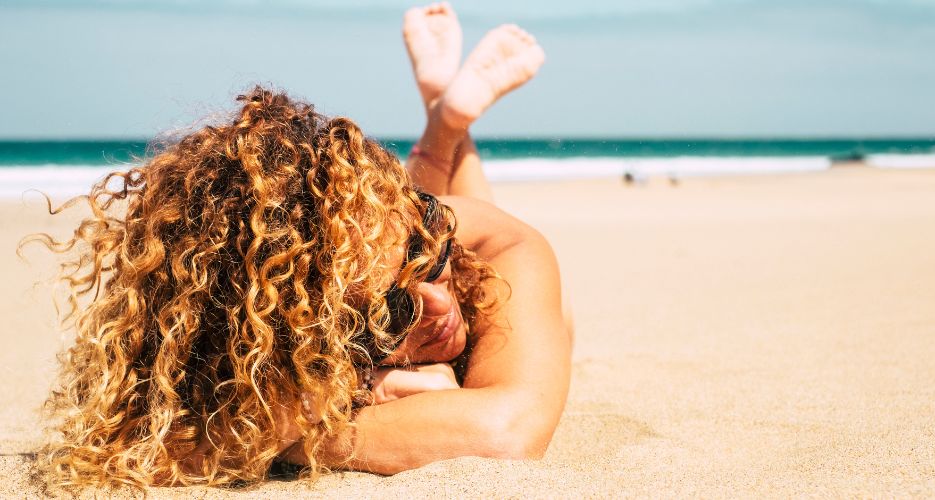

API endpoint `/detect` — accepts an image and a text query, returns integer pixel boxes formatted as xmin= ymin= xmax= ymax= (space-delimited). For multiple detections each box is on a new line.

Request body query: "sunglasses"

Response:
xmin=356 ymin=191 xmax=453 ymax=364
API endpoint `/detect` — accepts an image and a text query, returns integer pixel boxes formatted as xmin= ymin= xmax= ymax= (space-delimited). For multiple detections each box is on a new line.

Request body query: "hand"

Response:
xmin=371 ymin=363 xmax=459 ymax=404
xmin=271 ymin=396 xmax=321 ymax=454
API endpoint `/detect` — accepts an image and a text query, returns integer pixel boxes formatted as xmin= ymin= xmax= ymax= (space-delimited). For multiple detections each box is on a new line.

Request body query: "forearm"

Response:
xmin=283 ymin=386 xmax=529 ymax=475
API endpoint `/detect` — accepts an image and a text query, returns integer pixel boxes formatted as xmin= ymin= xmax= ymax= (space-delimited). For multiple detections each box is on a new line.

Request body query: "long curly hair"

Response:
xmin=26 ymin=86 xmax=502 ymax=490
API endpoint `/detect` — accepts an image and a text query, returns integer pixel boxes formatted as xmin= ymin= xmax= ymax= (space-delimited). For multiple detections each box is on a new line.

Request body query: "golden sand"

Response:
xmin=2 ymin=167 xmax=934 ymax=497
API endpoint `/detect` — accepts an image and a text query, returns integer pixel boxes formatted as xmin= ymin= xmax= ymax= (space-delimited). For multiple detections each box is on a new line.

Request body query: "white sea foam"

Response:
xmin=482 ymin=156 xmax=831 ymax=182
xmin=865 ymin=154 xmax=935 ymax=169
xmin=3 ymin=155 xmax=933 ymax=199
xmin=0 ymin=165 xmax=118 ymax=200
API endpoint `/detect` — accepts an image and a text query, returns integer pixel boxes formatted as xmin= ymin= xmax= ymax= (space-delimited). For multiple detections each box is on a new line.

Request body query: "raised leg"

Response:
xmin=406 ymin=103 xmax=465 ymax=196
xmin=404 ymin=22 xmax=545 ymax=201
xmin=448 ymin=135 xmax=494 ymax=202
xmin=402 ymin=2 xmax=462 ymax=111
xmin=438 ymin=24 xmax=545 ymax=131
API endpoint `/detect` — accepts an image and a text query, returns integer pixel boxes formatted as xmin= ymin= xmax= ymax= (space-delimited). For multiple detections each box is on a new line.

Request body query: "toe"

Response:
xmin=404 ymin=7 xmax=423 ymax=23
xmin=503 ymin=24 xmax=522 ymax=34
xmin=532 ymin=44 xmax=546 ymax=63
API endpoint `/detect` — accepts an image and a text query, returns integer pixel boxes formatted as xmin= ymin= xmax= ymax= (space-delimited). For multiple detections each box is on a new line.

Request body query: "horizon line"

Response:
xmin=2 ymin=136 xmax=935 ymax=143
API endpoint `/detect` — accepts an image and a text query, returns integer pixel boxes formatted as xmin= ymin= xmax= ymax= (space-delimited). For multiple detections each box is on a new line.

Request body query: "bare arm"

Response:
xmin=282 ymin=196 xmax=571 ymax=473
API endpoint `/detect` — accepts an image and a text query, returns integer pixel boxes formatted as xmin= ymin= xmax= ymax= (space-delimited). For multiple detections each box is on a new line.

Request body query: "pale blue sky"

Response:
xmin=1 ymin=0 xmax=934 ymax=138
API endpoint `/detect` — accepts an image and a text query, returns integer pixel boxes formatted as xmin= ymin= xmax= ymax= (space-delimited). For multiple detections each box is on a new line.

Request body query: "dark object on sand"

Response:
xmin=830 ymin=151 xmax=866 ymax=165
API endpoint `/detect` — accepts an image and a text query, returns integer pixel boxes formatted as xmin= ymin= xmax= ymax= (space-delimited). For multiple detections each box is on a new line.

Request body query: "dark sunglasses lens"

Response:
xmin=385 ymin=287 xmax=415 ymax=334
xmin=425 ymin=237 xmax=452 ymax=282
xmin=413 ymin=192 xmax=452 ymax=283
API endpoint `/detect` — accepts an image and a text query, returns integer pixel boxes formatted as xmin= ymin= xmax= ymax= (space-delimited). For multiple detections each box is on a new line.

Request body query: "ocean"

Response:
xmin=2 ymin=138 xmax=934 ymax=198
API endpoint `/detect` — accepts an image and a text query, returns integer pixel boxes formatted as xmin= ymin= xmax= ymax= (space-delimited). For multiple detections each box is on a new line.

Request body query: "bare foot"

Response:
xmin=403 ymin=2 xmax=462 ymax=108
xmin=438 ymin=24 xmax=545 ymax=130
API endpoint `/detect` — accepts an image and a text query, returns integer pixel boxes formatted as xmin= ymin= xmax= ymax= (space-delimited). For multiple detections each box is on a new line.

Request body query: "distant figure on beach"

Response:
xmin=29 ymin=2 xmax=571 ymax=490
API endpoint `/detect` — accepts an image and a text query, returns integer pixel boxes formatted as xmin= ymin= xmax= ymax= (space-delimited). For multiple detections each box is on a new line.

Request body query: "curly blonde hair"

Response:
xmin=27 ymin=87 xmax=501 ymax=490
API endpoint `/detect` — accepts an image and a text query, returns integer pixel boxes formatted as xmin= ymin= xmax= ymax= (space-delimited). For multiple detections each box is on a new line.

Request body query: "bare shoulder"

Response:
xmin=438 ymin=195 xmax=544 ymax=259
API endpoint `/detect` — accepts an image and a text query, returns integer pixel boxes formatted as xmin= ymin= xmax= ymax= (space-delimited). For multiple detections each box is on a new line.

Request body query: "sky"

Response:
xmin=1 ymin=0 xmax=934 ymax=139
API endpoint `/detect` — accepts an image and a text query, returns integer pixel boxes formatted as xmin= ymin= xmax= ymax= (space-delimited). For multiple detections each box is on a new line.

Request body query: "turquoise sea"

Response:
xmin=2 ymin=138 xmax=934 ymax=165
xmin=2 ymin=138 xmax=934 ymax=198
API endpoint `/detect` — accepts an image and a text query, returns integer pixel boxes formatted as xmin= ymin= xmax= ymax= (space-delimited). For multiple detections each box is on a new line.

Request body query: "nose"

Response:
xmin=415 ymin=281 xmax=452 ymax=320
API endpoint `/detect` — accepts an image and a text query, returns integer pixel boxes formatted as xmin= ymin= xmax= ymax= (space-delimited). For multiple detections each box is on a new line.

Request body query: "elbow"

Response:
xmin=496 ymin=439 xmax=547 ymax=461
xmin=476 ymin=403 xmax=554 ymax=460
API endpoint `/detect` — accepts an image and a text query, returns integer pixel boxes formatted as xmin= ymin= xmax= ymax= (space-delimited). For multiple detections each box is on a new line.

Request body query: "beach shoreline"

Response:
xmin=2 ymin=167 xmax=934 ymax=497
xmin=1 ymin=156 xmax=934 ymax=201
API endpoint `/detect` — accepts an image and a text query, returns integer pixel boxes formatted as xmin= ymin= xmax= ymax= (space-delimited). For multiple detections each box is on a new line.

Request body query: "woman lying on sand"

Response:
xmin=32 ymin=3 xmax=571 ymax=489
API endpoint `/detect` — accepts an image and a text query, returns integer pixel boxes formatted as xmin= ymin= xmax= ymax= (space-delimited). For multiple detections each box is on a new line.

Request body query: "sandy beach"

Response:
xmin=2 ymin=166 xmax=934 ymax=497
